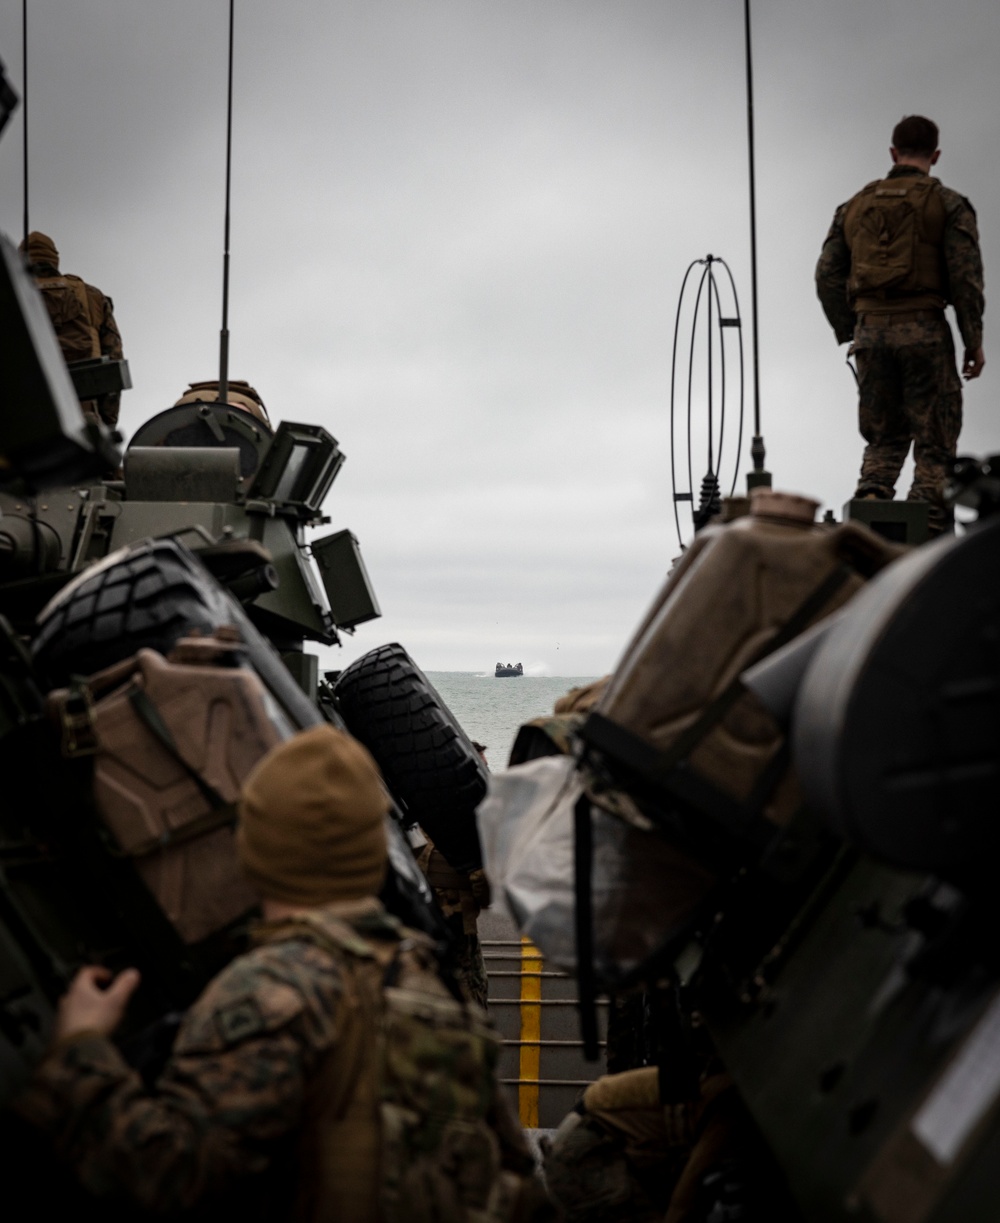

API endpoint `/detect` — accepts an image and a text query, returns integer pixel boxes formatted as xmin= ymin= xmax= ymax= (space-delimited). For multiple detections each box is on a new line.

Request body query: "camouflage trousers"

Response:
xmin=416 ymin=841 xmax=490 ymax=1010
xmin=445 ymin=917 xmax=489 ymax=1011
xmin=852 ymin=311 xmax=963 ymax=534
xmin=543 ymin=1112 xmax=679 ymax=1222
xmin=544 ymin=1066 xmax=801 ymax=1223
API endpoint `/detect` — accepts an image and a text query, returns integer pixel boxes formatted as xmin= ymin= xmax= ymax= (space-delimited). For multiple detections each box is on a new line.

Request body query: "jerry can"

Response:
xmin=590 ymin=490 xmax=900 ymax=831
xmin=48 ymin=630 xmax=292 ymax=944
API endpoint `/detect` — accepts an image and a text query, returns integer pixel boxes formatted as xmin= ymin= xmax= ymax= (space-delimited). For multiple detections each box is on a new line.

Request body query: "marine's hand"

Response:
xmin=52 ymin=966 xmax=141 ymax=1044
xmin=963 ymin=346 xmax=985 ymax=379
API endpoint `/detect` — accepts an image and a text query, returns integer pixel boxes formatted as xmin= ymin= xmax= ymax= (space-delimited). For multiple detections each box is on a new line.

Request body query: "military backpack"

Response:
xmin=262 ymin=912 xmax=534 ymax=1223
xmin=844 ymin=174 xmax=948 ymax=310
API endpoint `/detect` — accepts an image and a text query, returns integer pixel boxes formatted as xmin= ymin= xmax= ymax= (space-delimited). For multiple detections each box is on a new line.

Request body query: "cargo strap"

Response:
xmin=582 ymin=717 xmax=788 ymax=858
xmin=579 ymin=564 xmax=853 ymax=854
xmin=642 ymin=563 xmax=853 ymax=776
xmin=573 ymin=793 xmax=600 ymax=1062
xmin=125 ymin=687 xmax=237 ymax=858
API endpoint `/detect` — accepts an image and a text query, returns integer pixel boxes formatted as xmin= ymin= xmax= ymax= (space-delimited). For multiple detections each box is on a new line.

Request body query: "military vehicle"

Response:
xmin=5 ymin=21 xmax=1000 ymax=1218
xmin=0 ymin=78 xmax=490 ymax=1216
xmin=482 ymin=469 xmax=1000 ymax=1221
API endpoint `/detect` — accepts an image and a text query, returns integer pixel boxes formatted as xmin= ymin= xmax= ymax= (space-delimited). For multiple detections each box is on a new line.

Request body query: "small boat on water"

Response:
xmin=495 ymin=662 xmax=523 ymax=677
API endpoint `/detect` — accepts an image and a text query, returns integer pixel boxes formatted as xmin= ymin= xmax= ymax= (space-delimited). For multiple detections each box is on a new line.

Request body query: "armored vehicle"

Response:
xmin=485 ymin=472 xmax=1000 ymax=1222
xmin=0 ymin=200 xmax=490 ymax=1209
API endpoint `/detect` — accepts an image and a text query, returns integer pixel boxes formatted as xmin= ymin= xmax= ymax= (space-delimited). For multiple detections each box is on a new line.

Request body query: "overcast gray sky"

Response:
xmin=1 ymin=1 xmax=996 ymax=675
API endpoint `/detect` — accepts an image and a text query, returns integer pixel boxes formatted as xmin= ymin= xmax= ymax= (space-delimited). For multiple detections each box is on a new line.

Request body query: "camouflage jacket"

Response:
xmin=816 ymin=165 xmax=984 ymax=349
xmin=15 ymin=898 xmax=533 ymax=1218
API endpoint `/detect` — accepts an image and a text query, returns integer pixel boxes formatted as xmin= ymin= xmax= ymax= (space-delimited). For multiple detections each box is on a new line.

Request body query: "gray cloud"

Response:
xmin=2 ymin=0 xmax=996 ymax=674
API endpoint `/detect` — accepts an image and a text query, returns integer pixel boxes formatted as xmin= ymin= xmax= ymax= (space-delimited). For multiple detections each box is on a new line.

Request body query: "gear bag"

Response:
xmin=478 ymin=492 xmax=902 ymax=998
xmin=47 ymin=630 xmax=293 ymax=943
xmin=34 ymin=272 xmax=102 ymax=362
xmin=478 ymin=755 xmax=716 ymax=985
xmin=844 ymin=174 xmax=948 ymax=308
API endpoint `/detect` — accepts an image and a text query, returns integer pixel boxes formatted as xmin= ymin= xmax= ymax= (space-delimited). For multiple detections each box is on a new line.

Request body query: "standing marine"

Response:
xmin=816 ymin=114 xmax=985 ymax=534
xmin=18 ymin=230 xmax=124 ymax=428
xmin=14 ymin=725 xmax=549 ymax=1221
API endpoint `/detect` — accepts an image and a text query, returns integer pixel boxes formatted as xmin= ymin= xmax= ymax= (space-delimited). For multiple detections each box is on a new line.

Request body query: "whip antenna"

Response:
xmin=22 ymin=0 xmax=28 ymax=244
xmin=218 ymin=0 xmax=235 ymax=405
xmin=743 ymin=0 xmax=770 ymax=489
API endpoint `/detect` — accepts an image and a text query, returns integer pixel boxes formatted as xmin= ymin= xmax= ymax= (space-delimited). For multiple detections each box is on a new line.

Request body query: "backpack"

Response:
xmin=267 ymin=913 xmax=529 ymax=1223
xmin=46 ymin=630 xmax=287 ymax=944
xmin=34 ymin=271 xmax=102 ymax=362
xmin=844 ymin=175 xmax=947 ymax=306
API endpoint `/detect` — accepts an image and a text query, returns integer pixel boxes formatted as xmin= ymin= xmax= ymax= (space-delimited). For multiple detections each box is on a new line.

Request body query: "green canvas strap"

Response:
xmin=647 ymin=563 xmax=854 ymax=775
xmin=579 ymin=564 xmax=854 ymax=854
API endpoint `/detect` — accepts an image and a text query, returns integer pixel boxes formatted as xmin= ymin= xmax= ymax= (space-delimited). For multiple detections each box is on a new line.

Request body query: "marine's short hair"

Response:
xmin=891 ymin=115 xmax=939 ymax=156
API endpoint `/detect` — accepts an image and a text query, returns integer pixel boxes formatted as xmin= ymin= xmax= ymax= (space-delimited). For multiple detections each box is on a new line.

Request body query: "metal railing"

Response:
xmin=483 ymin=938 xmax=606 ymax=1127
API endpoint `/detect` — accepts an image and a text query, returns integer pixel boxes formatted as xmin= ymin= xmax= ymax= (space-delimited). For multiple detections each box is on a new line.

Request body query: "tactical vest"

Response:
xmin=34 ymin=271 xmax=102 ymax=361
xmin=259 ymin=913 xmax=523 ymax=1223
xmin=843 ymin=174 xmax=948 ymax=312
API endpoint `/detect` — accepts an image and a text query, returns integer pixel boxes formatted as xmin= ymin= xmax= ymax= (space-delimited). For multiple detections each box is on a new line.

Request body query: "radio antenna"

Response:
xmin=218 ymin=0 xmax=235 ymax=405
xmin=22 ymin=0 xmax=29 ymax=244
xmin=743 ymin=0 xmax=771 ymax=489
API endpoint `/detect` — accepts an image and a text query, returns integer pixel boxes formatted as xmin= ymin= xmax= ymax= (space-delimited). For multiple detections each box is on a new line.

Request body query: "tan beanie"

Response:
xmin=237 ymin=725 xmax=389 ymax=905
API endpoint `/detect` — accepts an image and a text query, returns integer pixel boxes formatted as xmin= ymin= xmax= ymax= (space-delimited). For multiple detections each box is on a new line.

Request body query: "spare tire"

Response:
xmin=334 ymin=643 xmax=488 ymax=873
xmin=31 ymin=539 xmax=323 ymax=731
xmin=32 ymin=539 xmax=234 ymax=688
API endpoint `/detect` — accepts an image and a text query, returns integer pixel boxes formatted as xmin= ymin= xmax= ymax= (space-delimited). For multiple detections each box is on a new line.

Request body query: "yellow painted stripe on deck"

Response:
xmin=518 ymin=937 xmax=543 ymax=1127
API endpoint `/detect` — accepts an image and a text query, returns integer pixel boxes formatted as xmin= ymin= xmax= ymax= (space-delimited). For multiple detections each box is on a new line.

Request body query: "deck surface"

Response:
xmin=480 ymin=907 xmax=606 ymax=1131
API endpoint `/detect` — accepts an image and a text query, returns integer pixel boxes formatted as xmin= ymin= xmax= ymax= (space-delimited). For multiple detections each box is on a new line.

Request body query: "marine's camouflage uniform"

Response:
xmin=29 ymin=259 xmax=124 ymax=428
xmin=15 ymin=898 xmax=540 ymax=1220
xmin=417 ymin=841 xmax=490 ymax=1009
xmin=543 ymin=1066 xmax=765 ymax=1223
xmin=816 ymin=164 xmax=984 ymax=533
xmin=24 ymin=231 xmax=124 ymax=428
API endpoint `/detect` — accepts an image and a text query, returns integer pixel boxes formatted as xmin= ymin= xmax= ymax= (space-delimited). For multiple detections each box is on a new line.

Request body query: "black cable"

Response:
xmin=670 ymin=257 xmax=745 ymax=546
xmin=709 ymin=269 xmax=726 ymax=478
xmin=669 ymin=260 xmax=700 ymax=548
xmin=706 ymin=257 xmax=714 ymax=472
xmin=717 ymin=259 xmax=746 ymax=496
xmin=219 ymin=0 xmax=235 ymax=405
xmin=686 ymin=265 xmax=710 ymax=522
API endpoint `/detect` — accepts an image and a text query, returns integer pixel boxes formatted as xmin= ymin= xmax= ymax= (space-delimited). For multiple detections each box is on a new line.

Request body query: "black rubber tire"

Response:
xmin=31 ymin=540 xmax=322 ymax=734
xmin=32 ymin=538 xmax=234 ymax=688
xmin=334 ymin=643 xmax=488 ymax=872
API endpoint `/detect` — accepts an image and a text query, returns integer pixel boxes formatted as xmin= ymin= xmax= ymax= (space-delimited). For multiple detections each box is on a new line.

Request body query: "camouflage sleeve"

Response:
xmin=15 ymin=941 xmax=343 ymax=1212
xmin=815 ymin=204 xmax=856 ymax=344
xmin=942 ymin=191 xmax=984 ymax=351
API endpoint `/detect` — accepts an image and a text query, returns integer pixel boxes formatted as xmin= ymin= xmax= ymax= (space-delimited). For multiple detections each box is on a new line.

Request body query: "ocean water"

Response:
xmin=425 ymin=672 xmax=600 ymax=769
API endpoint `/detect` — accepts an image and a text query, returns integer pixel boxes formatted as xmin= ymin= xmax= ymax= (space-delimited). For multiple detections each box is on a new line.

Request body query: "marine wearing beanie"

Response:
xmin=238 ymin=724 xmax=389 ymax=906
